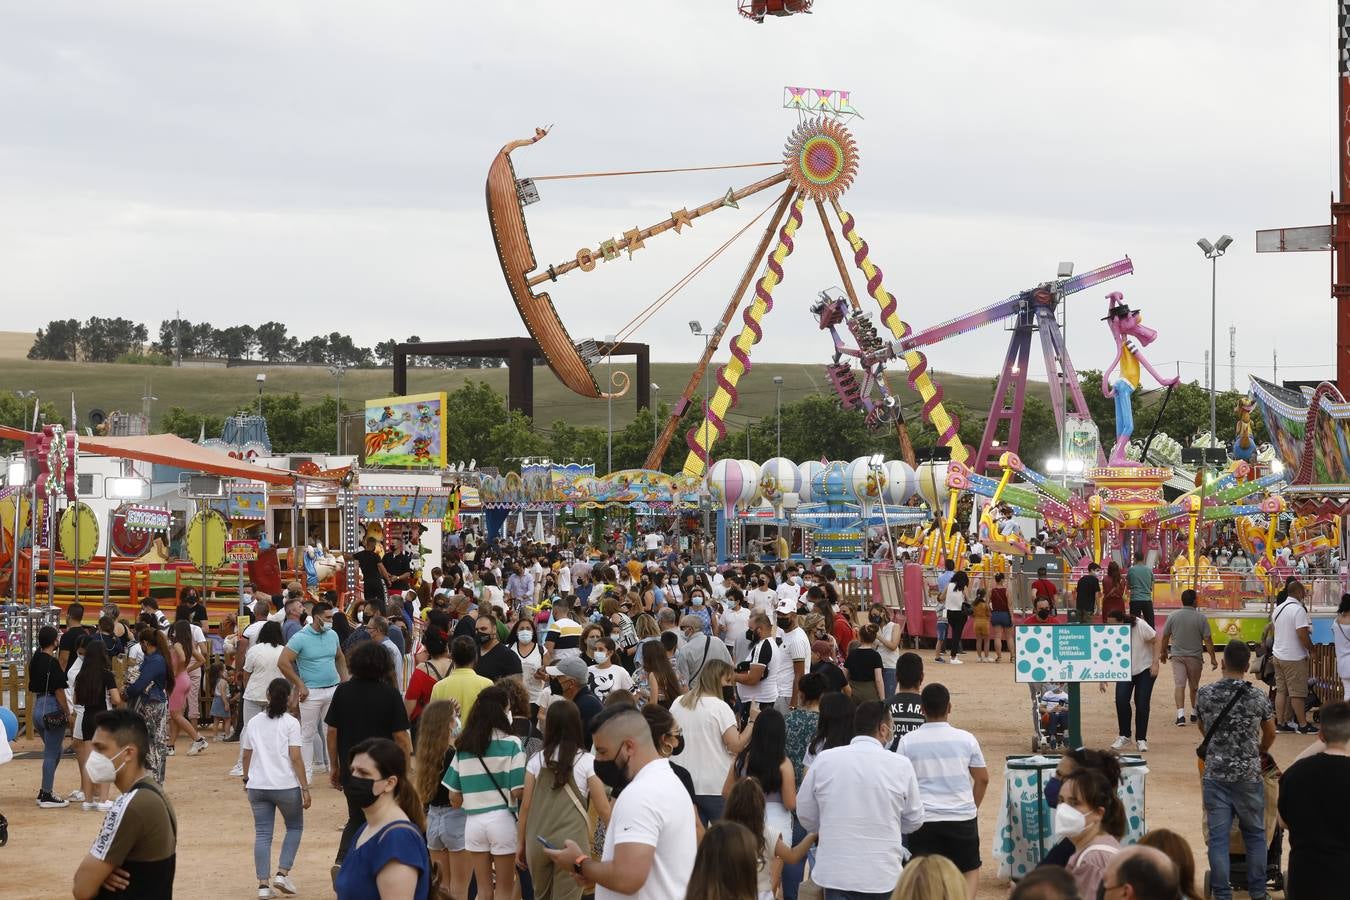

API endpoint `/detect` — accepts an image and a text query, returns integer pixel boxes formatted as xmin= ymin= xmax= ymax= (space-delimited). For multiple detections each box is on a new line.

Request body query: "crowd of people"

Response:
xmin=9 ymin=528 xmax=1350 ymax=898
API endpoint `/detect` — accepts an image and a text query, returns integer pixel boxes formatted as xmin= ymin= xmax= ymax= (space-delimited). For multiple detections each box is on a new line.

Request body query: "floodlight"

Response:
xmin=1270 ymin=459 xmax=1284 ymax=475
xmin=1045 ymin=458 xmax=1066 ymax=474
xmin=1057 ymin=262 xmax=1074 ymax=278
xmin=689 ymin=321 xmax=702 ymax=334
xmin=107 ymin=476 xmax=150 ymax=500
xmin=1196 ymin=238 xmax=1215 ymax=255
xmin=1066 ymin=459 xmax=1085 ymax=475
xmin=1214 ymin=235 xmax=1234 ymax=252
xmin=6 ymin=460 xmax=27 ymax=486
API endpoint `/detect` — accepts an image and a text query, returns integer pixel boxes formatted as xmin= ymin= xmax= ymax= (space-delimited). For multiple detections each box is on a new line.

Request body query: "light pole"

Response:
xmin=650 ymin=383 xmax=661 ymax=447
xmin=329 ymin=361 xmax=347 ymax=455
xmin=773 ymin=375 xmax=784 ymax=458
xmin=869 ymin=452 xmax=891 ymax=559
xmin=1196 ymin=236 xmax=1232 ymax=445
xmin=255 ymin=372 xmax=266 ymax=418
xmin=604 ymin=334 xmax=618 ymax=474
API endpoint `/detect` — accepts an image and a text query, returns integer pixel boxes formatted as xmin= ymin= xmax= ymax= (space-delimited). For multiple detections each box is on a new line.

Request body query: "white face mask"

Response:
xmin=517 ymin=630 xmax=534 ymax=644
xmin=593 ymin=651 xmax=608 ymax=664
xmin=1052 ymin=803 xmax=1089 ymax=841
xmin=86 ymin=747 xmax=129 ymax=785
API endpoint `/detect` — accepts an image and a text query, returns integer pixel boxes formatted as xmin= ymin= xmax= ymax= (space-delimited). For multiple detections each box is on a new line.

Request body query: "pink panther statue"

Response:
xmin=1101 ymin=292 xmax=1179 ymax=466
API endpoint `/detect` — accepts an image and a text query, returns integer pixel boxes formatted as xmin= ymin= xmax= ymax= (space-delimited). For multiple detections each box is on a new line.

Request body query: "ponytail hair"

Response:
xmin=265 ymin=677 xmax=291 ymax=719
xmin=137 ymin=626 xmax=172 ymax=670
xmin=348 ymin=737 xmax=424 ymax=833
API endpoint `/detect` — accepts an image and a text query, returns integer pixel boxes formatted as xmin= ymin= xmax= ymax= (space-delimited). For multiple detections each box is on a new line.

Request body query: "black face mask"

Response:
xmin=1035 ymin=610 xmax=1051 ymax=620
xmin=669 ymin=734 xmax=686 ymax=757
xmin=593 ymin=748 xmax=631 ymax=791
xmin=344 ymin=776 xmax=380 ymax=809
xmin=776 ymin=617 xmax=791 ymax=630
xmin=745 ymin=628 xmax=759 ymax=642
xmin=549 ymin=678 xmax=564 ymax=696
xmin=869 ymin=614 xmax=883 ymax=625
xmin=476 ymin=633 xmax=491 ymax=646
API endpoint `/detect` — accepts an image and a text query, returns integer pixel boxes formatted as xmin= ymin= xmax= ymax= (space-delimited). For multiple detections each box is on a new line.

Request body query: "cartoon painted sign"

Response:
xmin=364 ymin=392 xmax=447 ymax=468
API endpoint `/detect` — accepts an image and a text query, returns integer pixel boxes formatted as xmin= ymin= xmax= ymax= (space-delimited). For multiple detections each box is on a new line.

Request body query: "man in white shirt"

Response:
xmin=1270 ymin=580 xmax=1316 ymax=733
xmin=543 ymin=706 xmax=695 ymax=900
xmin=895 ymin=683 xmax=989 ymax=900
xmin=775 ymin=599 xmax=810 ymax=710
xmin=798 ymin=700 xmax=925 ymax=899
xmin=776 ymin=568 xmax=801 ymax=609
xmin=746 ymin=572 xmax=778 ymax=618
xmin=735 ymin=612 xmax=779 ymax=716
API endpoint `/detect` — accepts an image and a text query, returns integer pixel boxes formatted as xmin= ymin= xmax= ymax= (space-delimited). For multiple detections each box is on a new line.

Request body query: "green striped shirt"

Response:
xmin=442 ymin=732 xmax=526 ymax=815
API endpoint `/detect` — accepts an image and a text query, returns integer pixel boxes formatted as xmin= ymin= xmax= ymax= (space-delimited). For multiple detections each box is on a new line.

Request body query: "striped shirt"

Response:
xmin=442 ymin=730 xmax=526 ymax=815
xmin=545 ymin=617 xmax=583 ymax=660
xmin=895 ymin=721 xmax=986 ymax=822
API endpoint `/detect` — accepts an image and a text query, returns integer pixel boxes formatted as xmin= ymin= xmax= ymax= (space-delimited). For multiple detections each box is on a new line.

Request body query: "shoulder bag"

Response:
xmin=476 ymin=753 xmax=519 ymax=821
xmin=41 ymin=660 xmax=68 ymax=731
xmin=1196 ymin=682 xmax=1249 ymax=761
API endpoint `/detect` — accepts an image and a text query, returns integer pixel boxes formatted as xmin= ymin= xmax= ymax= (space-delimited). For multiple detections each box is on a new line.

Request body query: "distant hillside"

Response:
xmin=0 ymin=356 xmax=1046 ymax=433
xmin=0 ymin=332 xmax=34 ymax=360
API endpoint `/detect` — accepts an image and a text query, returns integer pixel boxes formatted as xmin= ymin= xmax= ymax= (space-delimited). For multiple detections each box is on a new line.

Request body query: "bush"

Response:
xmin=115 ymin=351 xmax=172 ymax=366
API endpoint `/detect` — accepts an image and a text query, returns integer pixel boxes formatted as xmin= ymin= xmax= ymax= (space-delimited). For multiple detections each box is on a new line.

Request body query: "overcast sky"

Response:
xmin=0 ymin=1 xmax=1338 ymax=390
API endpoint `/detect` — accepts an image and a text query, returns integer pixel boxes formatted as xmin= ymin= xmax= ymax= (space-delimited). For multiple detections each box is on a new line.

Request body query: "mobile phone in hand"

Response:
xmin=536 ymin=835 xmax=559 ymax=851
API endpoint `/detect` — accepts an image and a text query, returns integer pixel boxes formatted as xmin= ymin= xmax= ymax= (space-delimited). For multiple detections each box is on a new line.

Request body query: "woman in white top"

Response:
xmin=242 ymin=676 xmax=310 ymax=897
xmin=508 ymin=615 xmax=545 ymax=714
xmin=587 ymin=638 xmax=634 ymax=703
xmin=515 ymin=701 xmax=612 ymax=899
xmin=235 ymin=621 xmax=286 ymax=777
xmin=1335 ymin=593 xmax=1350 ymax=698
xmin=671 ymin=659 xmax=755 ymax=825
xmin=941 ymin=570 xmax=970 ymax=664
xmin=1105 ymin=609 xmax=1160 ymax=752
xmin=867 ymin=601 xmax=903 ymax=696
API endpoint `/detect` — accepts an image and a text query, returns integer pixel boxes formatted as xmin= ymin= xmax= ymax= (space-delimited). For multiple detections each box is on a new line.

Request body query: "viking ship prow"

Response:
xmin=486 ymin=127 xmax=629 ymax=399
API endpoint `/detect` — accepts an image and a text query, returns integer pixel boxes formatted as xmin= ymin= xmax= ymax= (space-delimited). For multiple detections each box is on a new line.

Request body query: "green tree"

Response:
xmin=255 ymin=322 xmax=294 ymax=362
xmin=484 ymin=410 xmax=548 ymax=469
xmin=443 ymin=381 xmax=510 ymax=468
xmin=28 ymin=319 xmax=82 ymax=361
xmin=0 ymin=395 xmax=63 ymax=453
xmin=159 ymin=406 xmax=226 ymax=442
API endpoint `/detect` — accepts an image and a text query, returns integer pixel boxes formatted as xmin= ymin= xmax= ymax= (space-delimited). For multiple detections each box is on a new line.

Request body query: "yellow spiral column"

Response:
xmin=831 ymin=199 xmax=969 ymax=465
xmin=683 ymin=193 xmax=806 ymax=476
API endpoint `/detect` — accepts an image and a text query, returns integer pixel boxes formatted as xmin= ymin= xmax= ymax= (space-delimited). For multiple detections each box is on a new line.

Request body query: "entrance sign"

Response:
xmin=225 ymin=540 xmax=259 ymax=564
xmin=1014 ymin=624 xmax=1130 ymax=683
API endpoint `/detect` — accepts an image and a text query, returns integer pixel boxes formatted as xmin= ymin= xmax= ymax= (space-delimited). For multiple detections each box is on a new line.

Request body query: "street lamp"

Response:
xmin=1196 ymin=235 xmax=1232 ymax=445
xmin=329 ymin=361 xmax=347 ymax=455
xmin=255 ymin=372 xmax=267 ymax=418
xmin=868 ymin=452 xmax=892 ymax=559
xmin=650 ymin=383 xmax=661 ymax=446
xmin=604 ymin=335 xmax=618 ymax=473
xmin=773 ymin=375 xmax=784 ymax=457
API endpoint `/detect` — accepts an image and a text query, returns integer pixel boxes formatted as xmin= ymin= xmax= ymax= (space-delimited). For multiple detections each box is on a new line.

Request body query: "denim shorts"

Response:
xmin=990 ymin=611 xmax=1012 ymax=628
xmin=936 ymin=621 xmax=949 ymax=640
xmin=426 ymin=804 xmax=467 ymax=852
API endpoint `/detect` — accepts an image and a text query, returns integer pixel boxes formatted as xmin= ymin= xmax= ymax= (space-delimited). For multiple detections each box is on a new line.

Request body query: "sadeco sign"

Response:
xmin=1014 ymin=625 xmax=1131 ymax=683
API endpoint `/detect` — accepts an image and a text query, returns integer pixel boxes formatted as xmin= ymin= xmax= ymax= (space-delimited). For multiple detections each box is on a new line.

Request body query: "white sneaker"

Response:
xmin=312 ymin=763 xmax=328 ymax=775
xmin=257 ymin=887 xmax=275 ymax=899
xmin=272 ymin=874 xmax=298 ymax=895
xmin=186 ymin=738 xmax=208 ymax=757
xmin=68 ymin=790 xmax=86 ymax=803
xmin=82 ymin=801 xmax=97 ymax=812
xmin=1110 ymin=736 xmax=1130 ymax=750
xmin=229 ymin=764 xmax=245 ymax=777
xmin=949 ymin=657 xmax=963 ymax=665
xmin=1136 ymin=740 xmax=1149 ymax=752
xmin=95 ymin=800 xmax=113 ymax=812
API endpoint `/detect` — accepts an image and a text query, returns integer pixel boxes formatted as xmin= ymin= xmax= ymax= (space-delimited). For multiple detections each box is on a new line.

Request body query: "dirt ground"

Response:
xmin=0 ymin=663 xmax=1315 ymax=900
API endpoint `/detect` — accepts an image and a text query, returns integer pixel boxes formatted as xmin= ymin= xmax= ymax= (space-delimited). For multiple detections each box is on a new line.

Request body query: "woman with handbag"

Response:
xmin=445 ymin=686 xmax=525 ymax=900
xmin=517 ymin=701 xmax=612 ymax=900
xmin=29 ymin=625 xmax=72 ymax=808
xmin=125 ymin=626 xmax=172 ymax=783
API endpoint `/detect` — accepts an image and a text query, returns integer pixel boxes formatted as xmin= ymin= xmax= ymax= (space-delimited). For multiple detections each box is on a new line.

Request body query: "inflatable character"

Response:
xmin=1101 ymin=293 xmax=1180 ymax=466
xmin=1232 ymin=396 xmax=1258 ymax=465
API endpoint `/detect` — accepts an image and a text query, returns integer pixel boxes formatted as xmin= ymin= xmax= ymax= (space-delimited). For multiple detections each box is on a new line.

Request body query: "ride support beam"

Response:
xmin=644 ymin=185 xmax=797 ymax=471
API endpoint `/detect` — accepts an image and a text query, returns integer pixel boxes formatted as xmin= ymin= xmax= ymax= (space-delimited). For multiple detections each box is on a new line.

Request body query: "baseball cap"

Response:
xmin=543 ymin=656 xmax=589 ymax=682
xmin=775 ymin=597 xmax=799 ymax=616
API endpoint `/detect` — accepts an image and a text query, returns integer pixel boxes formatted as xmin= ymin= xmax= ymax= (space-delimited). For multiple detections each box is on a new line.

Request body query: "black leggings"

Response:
xmin=336 ymin=789 xmax=363 ymax=863
xmin=946 ymin=611 xmax=967 ymax=657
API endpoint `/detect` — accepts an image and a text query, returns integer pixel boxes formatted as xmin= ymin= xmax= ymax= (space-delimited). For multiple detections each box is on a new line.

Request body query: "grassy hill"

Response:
xmin=0 ymin=332 xmax=34 ymax=360
xmin=0 ymin=356 xmax=1047 ymax=433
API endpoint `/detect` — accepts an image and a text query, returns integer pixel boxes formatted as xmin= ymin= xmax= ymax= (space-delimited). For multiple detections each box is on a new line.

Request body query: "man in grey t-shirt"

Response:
xmin=1160 ymin=588 xmax=1217 ymax=727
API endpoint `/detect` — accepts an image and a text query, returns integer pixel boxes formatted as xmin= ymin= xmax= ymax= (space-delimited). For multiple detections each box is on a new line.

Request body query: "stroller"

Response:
xmin=1202 ymin=752 xmax=1286 ymax=897
xmin=1030 ymin=683 xmax=1071 ymax=752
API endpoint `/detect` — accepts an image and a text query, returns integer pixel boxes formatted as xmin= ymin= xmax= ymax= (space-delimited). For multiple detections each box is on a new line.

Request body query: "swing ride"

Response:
xmin=486 ymin=117 xmax=969 ymax=476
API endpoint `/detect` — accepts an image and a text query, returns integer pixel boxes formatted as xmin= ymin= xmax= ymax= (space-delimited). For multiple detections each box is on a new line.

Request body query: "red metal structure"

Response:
xmin=739 ymin=0 xmax=813 ymax=23
xmin=1336 ymin=2 xmax=1350 ymax=396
